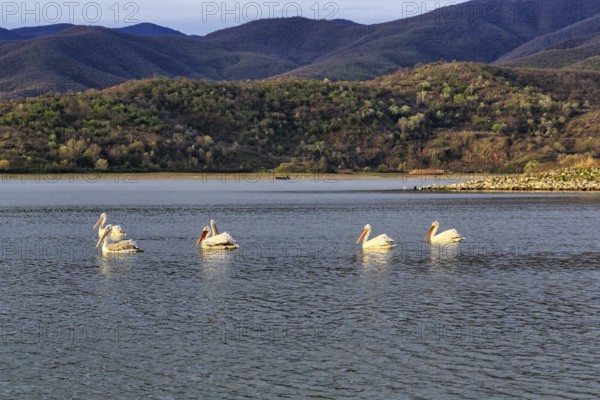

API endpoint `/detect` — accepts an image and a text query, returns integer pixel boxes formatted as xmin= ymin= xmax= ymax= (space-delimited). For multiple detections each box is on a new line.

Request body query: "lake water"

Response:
xmin=1 ymin=176 xmax=599 ymax=399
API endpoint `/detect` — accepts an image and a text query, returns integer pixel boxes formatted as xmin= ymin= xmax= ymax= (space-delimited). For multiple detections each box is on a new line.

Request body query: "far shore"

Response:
xmin=3 ymin=169 xmax=597 ymax=192
xmin=0 ymin=171 xmax=489 ymax=181
xmin=434 ymin=167 xmax=600 ymax=192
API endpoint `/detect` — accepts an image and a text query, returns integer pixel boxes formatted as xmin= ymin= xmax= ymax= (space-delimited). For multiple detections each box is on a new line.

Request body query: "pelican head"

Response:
xmin=96 ymin=225 xmax=112 ymax=248
xmin=111 ymin=225 xmax=127 ymax=238
xmin=196 ymin=226 xmax=210 ymax=247
xmin=94 ymin=213 xmax=107 ymax=229
xmin=425 ymin=221 xmax=440 ymax=241
xmin=356 ymin=224 xmax=372 ymax=244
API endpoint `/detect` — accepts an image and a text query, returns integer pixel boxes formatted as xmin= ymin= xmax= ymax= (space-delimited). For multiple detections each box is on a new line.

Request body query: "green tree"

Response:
xmin=95 ymin=158 xmax=109 ymax=171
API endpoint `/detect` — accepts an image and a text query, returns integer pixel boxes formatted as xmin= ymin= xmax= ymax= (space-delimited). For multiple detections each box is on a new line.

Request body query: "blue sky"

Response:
xmin=0 ymin=0 xmax=469 ymax=35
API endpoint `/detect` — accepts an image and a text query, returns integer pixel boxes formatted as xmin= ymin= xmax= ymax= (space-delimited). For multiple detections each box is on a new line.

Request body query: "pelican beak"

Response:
xmin=196 ymin=230 xmax=209 ymax=247
xmin=356 ymin=229 xmax=368 ymax=244
xmin=425 ymin=225 xmax=435 ymax=241
xmin=96 ymin=228 xmax=110 ymax=248
xmin=213 ymin=224 xmax=219 ymax=236
xmin=93 ymin=215 xmax=105 ymax=229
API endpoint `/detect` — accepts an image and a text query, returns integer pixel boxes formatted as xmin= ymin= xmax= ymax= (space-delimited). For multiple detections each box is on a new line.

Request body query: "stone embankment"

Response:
xmin=438 ymin=167 xmax=600 ymax=191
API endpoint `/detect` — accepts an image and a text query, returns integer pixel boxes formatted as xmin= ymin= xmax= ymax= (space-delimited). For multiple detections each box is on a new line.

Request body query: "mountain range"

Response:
xmin=1 ymin=0 xmax=600 ymax=96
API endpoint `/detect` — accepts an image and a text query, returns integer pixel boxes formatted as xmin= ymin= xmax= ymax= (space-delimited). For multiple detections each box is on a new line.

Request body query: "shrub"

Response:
xmin=524 ymin=160 xmax=539 ymax=172
xmin=95 ymin=158 xmax=109 ymax=171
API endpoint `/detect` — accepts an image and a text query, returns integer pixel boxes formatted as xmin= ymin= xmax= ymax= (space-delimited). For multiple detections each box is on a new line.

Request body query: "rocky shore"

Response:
xmin=438 ymin=167 xmax=600 ymax=192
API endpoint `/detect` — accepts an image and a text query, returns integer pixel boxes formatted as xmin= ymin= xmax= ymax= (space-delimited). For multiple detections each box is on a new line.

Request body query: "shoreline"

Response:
xmin=0 ymin=171 xmax=482 ymax=181
xmin=434 ymin=167 xmax=600 ymax=192
xmin=1 ymin=169 xmax=598 ymax=192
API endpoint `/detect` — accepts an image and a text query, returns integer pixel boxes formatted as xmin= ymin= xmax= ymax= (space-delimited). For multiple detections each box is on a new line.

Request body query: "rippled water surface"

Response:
xmin=1 ymin=177 xmax=599 ymax=399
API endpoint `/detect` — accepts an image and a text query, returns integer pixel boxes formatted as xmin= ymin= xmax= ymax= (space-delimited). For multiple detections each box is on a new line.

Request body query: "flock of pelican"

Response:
xmin=93 ymin=213 xmax=463 ymax=255
xmin=94 ymin=213 xmax=143 ymax=254
xmin=356 ymin=220 xmax=464 ymax=249
xmin=93 ymin=213 xmax=239 ymax=255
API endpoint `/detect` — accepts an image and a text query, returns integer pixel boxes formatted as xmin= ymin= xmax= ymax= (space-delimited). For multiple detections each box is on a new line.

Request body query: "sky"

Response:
xmin=0 ymin=0 xmax=470 ymax=35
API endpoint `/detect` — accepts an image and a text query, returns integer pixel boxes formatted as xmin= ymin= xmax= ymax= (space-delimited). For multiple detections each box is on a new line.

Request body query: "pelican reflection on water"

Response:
xmin=360 ymin=246 xmax=394 ymax=268
xmin=198 ymin=249 xmax=236 ymax=281
xmin=97 ymin=251 xmax=137 ymax=276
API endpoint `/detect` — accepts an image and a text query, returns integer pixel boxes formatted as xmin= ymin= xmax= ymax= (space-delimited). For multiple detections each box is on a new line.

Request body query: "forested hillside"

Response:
xmin=0 ymin=63 xmax=598 ymax=173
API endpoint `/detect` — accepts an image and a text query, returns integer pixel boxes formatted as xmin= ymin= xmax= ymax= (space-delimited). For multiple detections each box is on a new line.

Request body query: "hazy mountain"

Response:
xmin=203 ymin=17 xmax=371 ymax=65
xmin=10 ymin=22 xmax=184 ymax=40
xmin=11 ymin=24 xmax=74 ymax=39
xmin=276 ymin=0 xmax=600 ymax=79
xmin=114 ymin=23 xmax=185 ymax=36
xmin=0 ymin=26 xmax=300 ymax=97
xmin=0 ymin=27 xmax=21 ymax=41
xmin=494 ymin=13 xmax=600 ymax=70
xmin=1 ymin=0 xmax=600 ymax=95
xmin=496 ymin=13 xmax=600 ymax=63
xmin=497 ymin=34 xmax=600 ymax=70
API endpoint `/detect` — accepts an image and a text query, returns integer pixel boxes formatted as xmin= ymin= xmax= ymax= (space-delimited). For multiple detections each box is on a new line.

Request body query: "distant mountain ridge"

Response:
xmin=114 ymin=23 xmax=185 ymax=37
xmin=496 ymin=14 xmax=600 ymax=62
xmin=1 ymin=0 xmax=600 ymax=96
xmin=495 ymin=13 xmax=600 ymax=70
xmin=11 ymin=23 xmax=75 ymax=39
xmin=8 ymin=22 xmax=183 ymax=39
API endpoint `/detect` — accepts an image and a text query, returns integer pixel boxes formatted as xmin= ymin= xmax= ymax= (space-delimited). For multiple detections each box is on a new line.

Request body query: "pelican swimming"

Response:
xmin=96 ymin=225 xmax=143 ymax=254
xmin=356 ymin=224 xmax=395 ymax=249
xmin=94 ymin=213 xmax=127 ymax=240
xmin=425 ymin=221 xmax=464 ymax=244
xmin=196 ymin=220 xmax=239 ymax=250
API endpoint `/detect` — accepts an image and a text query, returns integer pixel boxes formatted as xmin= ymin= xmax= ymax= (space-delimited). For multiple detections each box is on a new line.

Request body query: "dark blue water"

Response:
xmin=1 ymin=177 xmax=599 ymax=398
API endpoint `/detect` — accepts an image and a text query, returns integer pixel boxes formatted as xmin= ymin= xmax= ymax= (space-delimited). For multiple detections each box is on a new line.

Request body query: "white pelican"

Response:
xmin=96 ymin=225 xmax=143 ymax=254
xmin=425 ymin=221 xmax=465 ymax=244
xmin=94 ymin=213 xmax=127 ymax=240
xmin=356 ymin=224 xmax=395 ymax=249
xmin=196 ymin=220 xmax=239 ymax=250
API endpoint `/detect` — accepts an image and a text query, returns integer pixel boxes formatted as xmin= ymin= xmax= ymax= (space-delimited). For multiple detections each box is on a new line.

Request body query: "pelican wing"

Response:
xmin=364 ymin=234 xmax=395 ymax=249
xmin=107 ymin=239 xmax=142 ymax=253
xmin=202 ymin=232 xmax=238 ymax=247
xmin=434 ymin=229 xmax=464 ymax=244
